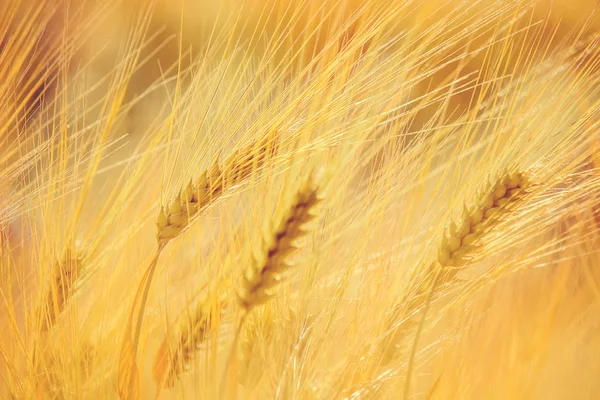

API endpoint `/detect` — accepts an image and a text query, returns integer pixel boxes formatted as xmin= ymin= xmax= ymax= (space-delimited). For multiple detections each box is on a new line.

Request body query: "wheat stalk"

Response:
xmin=118 ymin=337 xmax=140 ymax=400
xmin=237 ymin=305 xmax=276 ymax=386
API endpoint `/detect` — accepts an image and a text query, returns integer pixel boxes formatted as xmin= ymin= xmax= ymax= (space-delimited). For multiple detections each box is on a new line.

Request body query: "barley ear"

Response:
xmin=153 ymin=294 xmax=217 ymax=388
xmin=39 ymin=248 xmax=83 ymax=332
xmin=437 ymin=171 xmax=529 ymax=273
xmin=156 ymin=133 xmax=279 ymax=244
xmin=237 ymin=175 xmax=322 ymax=313
xmin=383 ymin=170 xmax=530 ymax=365
xmin=403 ymin=170 xmax=531 ymax=399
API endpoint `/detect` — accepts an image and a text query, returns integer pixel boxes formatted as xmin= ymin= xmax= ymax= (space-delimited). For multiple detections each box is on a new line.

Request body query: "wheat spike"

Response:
xmin=152 ymin=294 xmax=217 ymax=388
xmin=402 ymin=170 xmax=531 ymax=399
xmin=437 ymin=171 xmax=529 ymax=270
xmin=383 ymin=170 xmax=530 ymax=364
xmin=237 ymin=177 xmax=321 ymax=312
xmin=39 ymin=249 xmax=82 ymax=332
xmin=156 ymin=133 xmax=278 ymax=244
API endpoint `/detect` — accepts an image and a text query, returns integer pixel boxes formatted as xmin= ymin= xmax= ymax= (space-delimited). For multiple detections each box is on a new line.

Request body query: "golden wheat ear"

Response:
xmin=38 ymin=248 xmax=83 ymax=332
xmin=383 ymin=170 xmax=530 ymax=364
xmin=237 ymin=175 xmax=322 ymax=313
xmin=437 ymin=171 xmax=529 ymax=271
xmin=156 ymin=132 xmax=279 ymax=244
xmin=401 ymin=171 xmax=532 ymax=399
xmin=152 ymin=293 xmax=221 ymax=388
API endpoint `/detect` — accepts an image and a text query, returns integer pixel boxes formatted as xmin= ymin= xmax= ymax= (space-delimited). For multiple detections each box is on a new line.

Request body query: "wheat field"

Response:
xmin=1 ymin=0 xmax=600 ymax=398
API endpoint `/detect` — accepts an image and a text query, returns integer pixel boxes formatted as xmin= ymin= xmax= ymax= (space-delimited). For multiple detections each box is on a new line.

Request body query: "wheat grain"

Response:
xmin=237 ymin=177 xmax=321 ymax=312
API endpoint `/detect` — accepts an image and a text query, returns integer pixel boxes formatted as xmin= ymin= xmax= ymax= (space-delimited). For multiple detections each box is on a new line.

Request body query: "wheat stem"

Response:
xmin=219 ymin=312 xmax=247 ymax=398
xmin=118 ymin=245 xmax=163 ymax=400
xmin=403 ymin=267 xmax=441 ymax=400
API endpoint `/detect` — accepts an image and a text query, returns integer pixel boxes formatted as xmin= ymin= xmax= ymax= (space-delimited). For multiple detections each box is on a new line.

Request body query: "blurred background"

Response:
xmin=10 ymin=0 xmax=600 ymax=124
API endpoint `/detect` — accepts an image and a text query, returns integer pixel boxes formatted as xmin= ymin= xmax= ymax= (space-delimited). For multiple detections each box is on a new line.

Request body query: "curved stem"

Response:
xmin=219 ymin=312 xmax=247 ymax=398
xmin=132 ymin=245 xmax=165 ymax=351
xmin=118 ymin=244 xmax=165 ymax=399
xmin=403 ymin=266 xmax=442 ymax=400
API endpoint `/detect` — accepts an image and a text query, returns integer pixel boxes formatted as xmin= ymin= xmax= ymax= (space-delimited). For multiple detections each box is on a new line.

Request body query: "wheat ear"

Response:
xmin=436 ymin=170 xmax=529 ymax=273
xmin=385 ymin=171 xmax=529 ymax=356
xmin=403 ymin=170 xmax=530 ymax=399
xmin=38 ymin=249 xmax=82 ymax=332
xmin=152 ymin=294 xmax=219 ymax=388
xmin=237 ymin=177 xmax=321 ymax=312
xmin=218 ymin=176 xmax=321 ymax=392
xmin=156 ymin=133 xmax=278 ymax=244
